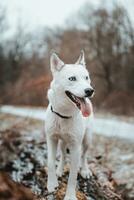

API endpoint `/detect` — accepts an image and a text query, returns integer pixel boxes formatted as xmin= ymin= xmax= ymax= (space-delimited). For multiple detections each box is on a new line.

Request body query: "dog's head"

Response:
xmin=50 ymin=51 xmax=94 ymax=117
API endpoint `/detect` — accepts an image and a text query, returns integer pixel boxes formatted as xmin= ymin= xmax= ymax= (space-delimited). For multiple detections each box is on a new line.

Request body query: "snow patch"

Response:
xmin=1 ymin=105 xmax=134 ymax=141
xmin=0 ymin=105 xmax=46 ymax=120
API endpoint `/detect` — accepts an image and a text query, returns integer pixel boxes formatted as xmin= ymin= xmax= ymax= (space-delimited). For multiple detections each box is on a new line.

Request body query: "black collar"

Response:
xmin=51 ymin=106 xmax=72 ymax=119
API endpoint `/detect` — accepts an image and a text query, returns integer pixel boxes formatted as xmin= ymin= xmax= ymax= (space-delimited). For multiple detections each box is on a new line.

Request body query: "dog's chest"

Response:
xmin=52 ymin=118 xmax=72 ymax=137
xmin=50 ymin=115 xmax=85 ymax=143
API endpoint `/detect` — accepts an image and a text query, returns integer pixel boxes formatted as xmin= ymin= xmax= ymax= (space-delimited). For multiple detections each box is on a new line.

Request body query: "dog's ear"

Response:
xmin=75 ymin=50 xmax=86 ymax=66
xmin=50 ymin=53 xmax=64 ymax=73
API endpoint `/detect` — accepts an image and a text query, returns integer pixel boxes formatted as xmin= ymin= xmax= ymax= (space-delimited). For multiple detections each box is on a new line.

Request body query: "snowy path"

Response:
xmin=0 ymin=105 xmax=46 ymax=120
xmin=0 ymin=105 xmax=134 ymax=141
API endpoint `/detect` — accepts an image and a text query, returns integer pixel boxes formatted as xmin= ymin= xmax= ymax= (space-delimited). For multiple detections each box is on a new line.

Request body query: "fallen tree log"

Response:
xmin=0 ymin=128 xmax=123 ymax=200
xmin=43 ymin=164 xmax=122 ymax=200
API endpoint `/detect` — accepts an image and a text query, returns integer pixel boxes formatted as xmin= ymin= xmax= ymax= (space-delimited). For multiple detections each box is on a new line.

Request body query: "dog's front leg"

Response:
xmin=80 ymin=129 xmax=92 ymax=179
xmin=64 ymin=144 xmax=81 ymax=200
xmin=56 ymin=140 xmax=66 ymax=177
xmin=47 ymin=135 xmax=58 ymax=192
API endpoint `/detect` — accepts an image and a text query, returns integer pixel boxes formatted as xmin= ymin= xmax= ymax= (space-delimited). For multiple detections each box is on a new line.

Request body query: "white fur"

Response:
xmin=45 ymin=51 xmax=94 ymax=200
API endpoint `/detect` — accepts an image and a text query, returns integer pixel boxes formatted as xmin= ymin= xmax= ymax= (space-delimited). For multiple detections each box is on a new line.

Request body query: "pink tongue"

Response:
xmin=80 ymin=99 xmax=92 ymax=117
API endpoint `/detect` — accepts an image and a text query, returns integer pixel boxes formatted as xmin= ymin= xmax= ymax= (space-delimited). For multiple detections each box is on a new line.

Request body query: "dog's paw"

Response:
xmin=56 ymin=158 xmax=64 ymax=177
xmin=80 ymin=168 xmax=92 ymax=179
xmin=56 ymin=167 xmax=63 ymax=177
xmin=56 ymin=163 xmax=63 ymax=177
xmin=64 ymin=195 xmax=77 ymax=200
xmin=47 ymin=179 xmax=58 ymax=192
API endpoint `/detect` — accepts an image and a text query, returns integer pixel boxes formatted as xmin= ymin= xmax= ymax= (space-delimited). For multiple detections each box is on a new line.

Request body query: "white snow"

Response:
xmin=0 ymin=105 xmax=46 ymax=120
xmin=94 ymin=117 xmax=134 ymax=140
xmin=0 ymin=105 xmax=134 ymax=141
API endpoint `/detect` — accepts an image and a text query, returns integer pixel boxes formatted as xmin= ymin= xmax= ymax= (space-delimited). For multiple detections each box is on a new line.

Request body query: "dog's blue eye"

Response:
xmin=85 ymin=76 xmax=89 ymax=80
xmin=68 ymin=76 xmax=76 ymax=81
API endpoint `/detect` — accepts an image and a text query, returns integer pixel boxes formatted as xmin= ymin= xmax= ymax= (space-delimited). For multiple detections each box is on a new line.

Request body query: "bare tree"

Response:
xmin=0 ymin=6 xmax=8 ymax=86
xmin=72 ymin=3 xmax=134 ymax=92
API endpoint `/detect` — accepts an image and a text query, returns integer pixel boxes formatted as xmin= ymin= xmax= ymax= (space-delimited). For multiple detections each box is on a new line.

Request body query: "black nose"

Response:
xmin=84 ymin=88 xmax=94 ymax=97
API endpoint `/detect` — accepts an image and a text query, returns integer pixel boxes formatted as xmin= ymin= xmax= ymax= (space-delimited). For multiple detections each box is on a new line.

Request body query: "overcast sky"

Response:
xmin=1 ymin=0 xmax=134 ymax=35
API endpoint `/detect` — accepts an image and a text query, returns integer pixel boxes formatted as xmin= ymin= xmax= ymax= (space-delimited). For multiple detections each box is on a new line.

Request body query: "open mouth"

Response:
xmin=65 ymin=91 xmax=92 ymax=117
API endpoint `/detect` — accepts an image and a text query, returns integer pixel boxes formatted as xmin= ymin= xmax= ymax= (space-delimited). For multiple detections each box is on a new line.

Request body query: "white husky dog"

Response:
xmin=45 ymin=50 xmax=94 ymax=200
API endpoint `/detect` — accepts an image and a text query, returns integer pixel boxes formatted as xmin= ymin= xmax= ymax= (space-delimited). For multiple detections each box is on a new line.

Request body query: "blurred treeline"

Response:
xmin=0 ymin=3 xmax=134 ymax=115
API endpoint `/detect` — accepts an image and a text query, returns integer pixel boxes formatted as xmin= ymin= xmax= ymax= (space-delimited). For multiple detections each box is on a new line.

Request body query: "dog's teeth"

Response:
xmin=72 ymin=95 xmax=74 ymax=99
xmin=73 ymin=96 xmax=76 ymax=101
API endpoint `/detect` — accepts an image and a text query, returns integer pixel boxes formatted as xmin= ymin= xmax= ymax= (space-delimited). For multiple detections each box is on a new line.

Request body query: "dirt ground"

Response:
xmin=0 ymin=113 xmax=134 ymax=200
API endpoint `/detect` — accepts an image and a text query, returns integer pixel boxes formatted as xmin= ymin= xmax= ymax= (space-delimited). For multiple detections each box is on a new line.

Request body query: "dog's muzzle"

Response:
xmin=65 ymin=90 xmax=93 ymax=117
